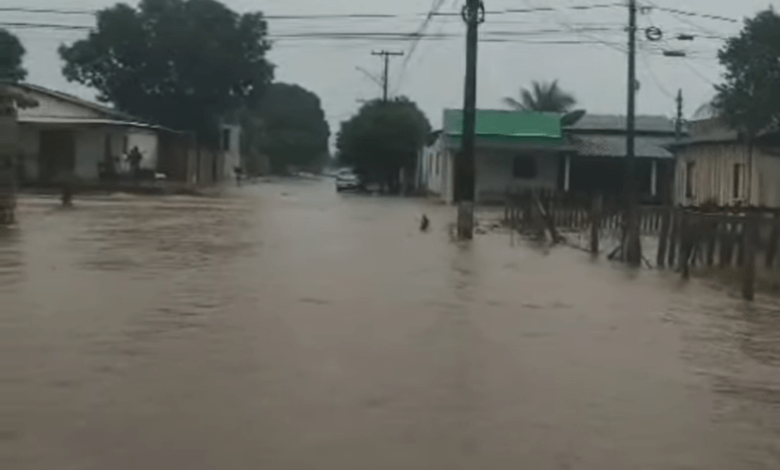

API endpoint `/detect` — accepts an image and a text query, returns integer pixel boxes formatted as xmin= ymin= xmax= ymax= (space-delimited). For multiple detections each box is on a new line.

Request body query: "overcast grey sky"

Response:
xmin=8 ymin=0 xmax=778 ymax=131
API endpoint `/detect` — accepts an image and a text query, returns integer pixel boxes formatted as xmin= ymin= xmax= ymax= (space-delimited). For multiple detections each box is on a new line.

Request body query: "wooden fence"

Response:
xmin=504 ymin=190 xmax=780 ymax=300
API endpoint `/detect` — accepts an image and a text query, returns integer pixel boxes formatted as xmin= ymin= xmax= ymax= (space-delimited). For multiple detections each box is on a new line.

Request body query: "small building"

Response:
xmin=418 ymin=109 xmax=678 ymax=204
xmin=671 ymin=118 xmax=780 ymax=207
xmin=6 ymin=82 xmax=238 ymax=185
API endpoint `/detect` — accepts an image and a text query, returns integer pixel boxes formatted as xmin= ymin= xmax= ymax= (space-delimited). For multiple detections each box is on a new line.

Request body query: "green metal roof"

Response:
xmin=443 ymin=109 xmax=564 ymax=142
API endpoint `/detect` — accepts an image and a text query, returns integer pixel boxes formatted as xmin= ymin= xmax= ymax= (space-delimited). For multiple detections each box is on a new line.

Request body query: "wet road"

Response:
xmin=2 ymin=178 xmax=780 ymax=470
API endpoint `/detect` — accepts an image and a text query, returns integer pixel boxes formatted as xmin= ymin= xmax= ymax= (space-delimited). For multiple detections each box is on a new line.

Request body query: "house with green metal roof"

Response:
xmin=418 ymin=109 xmax=677 ymax=204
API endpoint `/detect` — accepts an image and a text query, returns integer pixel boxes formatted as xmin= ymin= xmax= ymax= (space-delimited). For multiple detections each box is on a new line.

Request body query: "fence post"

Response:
xmin=743 ymin=217 xmax=757 ymax=301
xmin=680 ymin=214 xmax=691 ymax=280
xmin=657 ymin=206 xmax=672 ymax=268
xmin=765 ymin=213 xmax=780 ymax=268
xmin=667 ymin=210 xmax=679 ymax=268
xmin=590 ymin=193 xmax=602 ymax=254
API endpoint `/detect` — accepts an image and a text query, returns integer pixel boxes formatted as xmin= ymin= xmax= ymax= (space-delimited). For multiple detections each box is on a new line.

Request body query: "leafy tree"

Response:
xmin=337 ymin=97 xmax=431 ymax=193
xmin=503 ymin=80 xmax=576 ymax=113
xmin=59 ymin=0 xmax=274 ymax=145
xmin=713 ymin=9 xmax=780 ymax=138
xmin=0 ymin=29 xmax=27 ymax=82
xmin=241 ymin=82 xmax=330 ymax=174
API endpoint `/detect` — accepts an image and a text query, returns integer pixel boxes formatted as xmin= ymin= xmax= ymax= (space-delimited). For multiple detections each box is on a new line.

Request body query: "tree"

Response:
xmin=241 ymin=82 xmax=330 ymax=174
xmin=713 ymin=9 xmax=780 ymax=137
xmin=0 ymin=29 xmax=27 ymax=82
xmin=337 ymin=97 xmax=431 ymax=193
xmin=503 ymin=80 xmax=577 ymax=113
xmin=59 ymin=0 xmax=274 ymax=145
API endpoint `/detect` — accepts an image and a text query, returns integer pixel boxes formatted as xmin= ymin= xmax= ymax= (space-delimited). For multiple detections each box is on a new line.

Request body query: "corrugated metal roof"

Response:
xmin=443 ymin=109 xmax=563 ymax=140
xmin=569 ymin=134 xmax=674 ymax=159
xmin=567 ymin=114 xmax=676 ymax=133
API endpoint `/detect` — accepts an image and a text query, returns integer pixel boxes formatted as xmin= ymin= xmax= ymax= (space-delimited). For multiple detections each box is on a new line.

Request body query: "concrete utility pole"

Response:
xmin=455 ymin=0 xmax=485 ymax=240
xmin=624 ymin=0 xmax=642 ymax=266
xmin=371 ymin=50 xmax=403 ymax=102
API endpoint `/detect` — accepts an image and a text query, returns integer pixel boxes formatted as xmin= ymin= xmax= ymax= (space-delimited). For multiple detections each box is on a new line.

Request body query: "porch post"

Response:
xmin=651 ymin=159 xmax=658 ymax=197
xmin=564 ymin=154 xmax=571 ymax=192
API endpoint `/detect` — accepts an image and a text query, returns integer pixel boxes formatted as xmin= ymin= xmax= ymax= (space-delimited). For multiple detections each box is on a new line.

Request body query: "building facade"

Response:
xmin=672 ymin=118 xmax=780 ymax=207
xmin=418 ymin=110 xmax=678 ymax=204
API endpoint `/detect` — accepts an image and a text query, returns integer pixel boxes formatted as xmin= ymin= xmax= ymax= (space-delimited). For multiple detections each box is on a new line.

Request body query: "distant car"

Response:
xmin=335 ymin=169 xmax=362 ymax=192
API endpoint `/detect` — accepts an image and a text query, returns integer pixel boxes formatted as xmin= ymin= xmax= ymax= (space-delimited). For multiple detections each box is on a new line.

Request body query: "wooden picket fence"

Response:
xmin=504 ymin=190 xmax=780 ymax=300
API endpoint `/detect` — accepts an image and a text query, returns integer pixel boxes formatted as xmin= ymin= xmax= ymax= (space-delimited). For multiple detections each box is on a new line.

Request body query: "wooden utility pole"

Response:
xmin=658 ymin=90 xmax=683 ymax=268
xmin=455 ymin=0 xmax=484 ymax=239
xmin=624 ymin=0 xmax=642 ymax=266
xmin=675 ymin=90 xmax=684 ymax=140
xmin=371 ymin=50 xmax=403 ymax=102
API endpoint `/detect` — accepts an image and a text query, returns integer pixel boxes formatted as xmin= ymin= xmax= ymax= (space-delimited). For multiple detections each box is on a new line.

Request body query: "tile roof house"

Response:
xmin=3 ymin=82 xmax=239 ymax=185
xmin=418 ymin=109 xmax=679 ymax=204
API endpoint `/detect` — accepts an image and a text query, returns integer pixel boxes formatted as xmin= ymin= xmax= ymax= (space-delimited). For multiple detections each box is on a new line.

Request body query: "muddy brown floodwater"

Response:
xmin=1 ymin=178 xmax=780 ymax=470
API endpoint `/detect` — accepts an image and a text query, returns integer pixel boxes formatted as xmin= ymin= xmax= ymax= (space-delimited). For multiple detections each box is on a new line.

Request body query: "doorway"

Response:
xmin=38 ymin=129 xmax=76 ymax=182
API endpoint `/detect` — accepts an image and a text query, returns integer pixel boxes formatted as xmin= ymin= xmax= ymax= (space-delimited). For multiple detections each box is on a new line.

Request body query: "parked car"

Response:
xmin=335 ymin=169 xmax=362 ymax=192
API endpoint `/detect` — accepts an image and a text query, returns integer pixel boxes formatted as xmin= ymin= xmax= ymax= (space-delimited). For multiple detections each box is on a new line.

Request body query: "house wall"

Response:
xmin=18 ymin=92 xmax=107 ymax=121
xmin=673 ymin=143 xmax=779 ymax=207
xmin=221 ymin=124 xmax=241 ymax=179
xmin=127 ymin=130 xmax=159 ymax=170
xmin=17 ymin=124 xmax=159 ymax=182
xmin=475 ymin=150 xmax=559 ymax=203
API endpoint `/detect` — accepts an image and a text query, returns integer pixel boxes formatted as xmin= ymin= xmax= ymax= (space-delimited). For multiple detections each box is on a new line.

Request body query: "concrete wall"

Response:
xmin=221 ymin=124 xmax=242 ymax=179
xmin=127 ymin=129 xmax=159 ymax=170
xmin=17 ymin=124 xmax=159 ymax=182
xmin=475 ymin=150 xmax=559 ymax=203
xmin=419 ymin=137 xmax=454 ymax=203
xmin=420 ymin=139 xmax=560 ymax=204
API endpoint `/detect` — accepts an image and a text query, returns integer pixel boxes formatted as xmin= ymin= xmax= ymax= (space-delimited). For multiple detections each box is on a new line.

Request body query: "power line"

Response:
xmin=638 ymin=48 xmax=675 ymax=99
xmin=519 ymin=0 xmax=627 ymax=53
xmin=644 ymin=5 xmax=738 ymax=24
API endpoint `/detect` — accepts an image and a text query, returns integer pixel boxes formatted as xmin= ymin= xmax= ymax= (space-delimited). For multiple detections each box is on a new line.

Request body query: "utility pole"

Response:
xmin=455 ymin=0 xmax=485 ymax=239
xmin=675 ymin=89 xmax=683 ymax=140
xmin=371 ymin=50 xmax=403 ymax=102
xmin=624 ymin=0 xmax=642 ymax=266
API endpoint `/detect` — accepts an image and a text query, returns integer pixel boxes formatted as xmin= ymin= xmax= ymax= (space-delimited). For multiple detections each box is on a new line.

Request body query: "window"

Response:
xmin=435 ymin=152 xmax=440 ymax=175
xmin=685 ymin=161 xmax=695 ymax=198
xmin=512 ymin=156 xmax=537 ymax=179
xmin=733 ymin=163 xmax=744 ymax=200
xmin=222 ymin=128 xmax=231 ymax=152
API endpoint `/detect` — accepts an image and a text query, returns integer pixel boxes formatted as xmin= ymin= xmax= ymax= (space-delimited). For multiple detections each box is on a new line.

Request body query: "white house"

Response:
xmin=419 ymin=109 xmax=678 ymax=204
xmin=7 ymin=83 xmax=167 ymax=183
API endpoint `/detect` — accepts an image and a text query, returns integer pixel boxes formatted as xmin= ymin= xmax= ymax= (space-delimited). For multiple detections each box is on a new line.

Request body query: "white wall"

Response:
xmin=475 ymin=150 xmax=559 ymax=203
xmin=17 ymin=124 xmax=160 ymax=181
xmin=127 ymin=130 xmax=159 ymax=170
xmin=75 ymin=129 xmax=104 ymax=180
xmin=222 ymin=124 xmax=241 ymax=179
xmin=419 ymin=136 xmax=454 ymax=202
xmin=18 ymin=91 xmax=106 ymax=121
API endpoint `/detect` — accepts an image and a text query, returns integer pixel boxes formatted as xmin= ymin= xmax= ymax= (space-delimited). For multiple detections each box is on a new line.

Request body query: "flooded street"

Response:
xmin=2 ymin=178 xmax=780 ymax=470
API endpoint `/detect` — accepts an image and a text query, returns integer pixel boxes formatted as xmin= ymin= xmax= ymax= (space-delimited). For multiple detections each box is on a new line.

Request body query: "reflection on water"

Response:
xmin=1 ymin=181 xmax=779 ymax=470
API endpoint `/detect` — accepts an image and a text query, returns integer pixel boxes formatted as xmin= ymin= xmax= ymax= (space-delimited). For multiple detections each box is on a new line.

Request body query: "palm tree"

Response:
xmin=503 ymin=80 xmax=577 ymax=113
